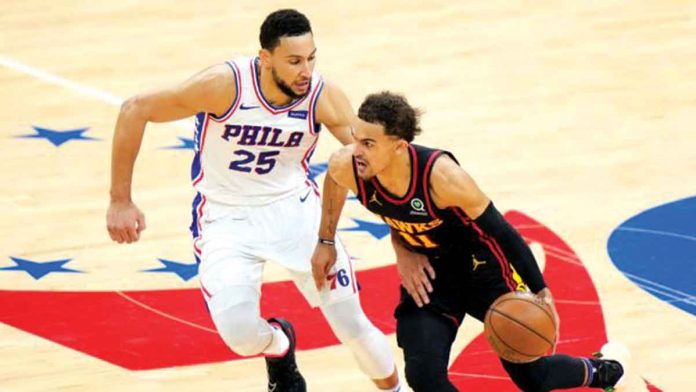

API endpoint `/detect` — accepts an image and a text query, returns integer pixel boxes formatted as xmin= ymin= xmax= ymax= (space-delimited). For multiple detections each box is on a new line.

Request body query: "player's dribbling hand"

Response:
xmin=311 ymin=242 xmax=337 ymax=291
xmin=396 ymin=251 xmax=436 ymax=308
xmin=107 ymin=201 xmax=146 ymax=244
xmin=537 ymin=287 xmax=560 ymax=353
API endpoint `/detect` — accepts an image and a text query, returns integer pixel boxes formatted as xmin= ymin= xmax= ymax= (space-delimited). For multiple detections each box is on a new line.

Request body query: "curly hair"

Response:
xmin=358 ymin=92 xmax=423 ymax=142
xmin=259 ymin=9 xmax=312 ymax=51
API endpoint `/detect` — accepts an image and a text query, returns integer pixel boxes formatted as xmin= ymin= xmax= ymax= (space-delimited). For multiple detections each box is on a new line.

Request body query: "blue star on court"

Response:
xmin=142 ymin=258 xmax=198 ymax=281
xmin=308 ymin=162 xmax=328 ymax=182
xmin=164 ymin=136 xmax=195 ymax=150
xmin=17 ymin=126 xmax=99 ymax=147
xmin=1 ymin=257 xmax=84 ymax=280
xmin=340 ymin=218 xmax=390 ymax=240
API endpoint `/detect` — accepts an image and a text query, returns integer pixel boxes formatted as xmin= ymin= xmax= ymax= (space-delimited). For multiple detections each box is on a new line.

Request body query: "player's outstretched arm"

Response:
xmin=107 ymin=64 xmax=236 ymax=244
xmin=314 ymin=81 xmax=356 ymax=146
xmin=311 ymin=146 xmax=357 ymax=290
xmin=429 ymin=156 xmax=549 ymax=295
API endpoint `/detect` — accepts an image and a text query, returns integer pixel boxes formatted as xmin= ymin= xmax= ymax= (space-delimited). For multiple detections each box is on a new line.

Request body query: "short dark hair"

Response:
xmin=259 ymin=9 xmax=312 ymax=51
xmin=358 ymin=92 xmax=422 ymax=142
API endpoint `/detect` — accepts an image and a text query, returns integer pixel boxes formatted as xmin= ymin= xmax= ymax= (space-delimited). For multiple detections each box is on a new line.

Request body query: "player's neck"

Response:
xmin=376 ymin=151 xmax=412 ymax=197
xmin=258 ymin=67 xmax=294 ymax=107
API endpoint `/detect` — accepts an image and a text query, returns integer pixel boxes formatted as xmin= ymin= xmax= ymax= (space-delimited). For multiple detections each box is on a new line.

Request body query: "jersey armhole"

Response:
xmin=423 ymin=150 xmax=458 ymax=219
xmin=208 ymin=61 xmax=241 ymax=122
xmin=308 ymin=78 xmax=325 ymax=135
xmin=351 ymin=156 xmax=368 ymax=206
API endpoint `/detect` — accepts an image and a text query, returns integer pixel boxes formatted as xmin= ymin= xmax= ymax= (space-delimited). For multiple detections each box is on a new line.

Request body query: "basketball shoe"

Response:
xmin=589 ymin=341 xmax=631 ymax=391
xmin=265 ymin=318 xmax=306 ymax=392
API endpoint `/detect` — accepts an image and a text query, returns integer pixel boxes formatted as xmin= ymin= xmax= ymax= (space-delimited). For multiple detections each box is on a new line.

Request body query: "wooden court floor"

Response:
xmin=1 ymin=1 xmax=694 ymax=391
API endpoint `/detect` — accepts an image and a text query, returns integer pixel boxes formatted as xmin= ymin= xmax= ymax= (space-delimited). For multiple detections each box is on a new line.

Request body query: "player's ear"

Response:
xmin=258 ymin=48 xmax=272 ymax=68
xmin=395 ymin=138 xmax=409 ymax=154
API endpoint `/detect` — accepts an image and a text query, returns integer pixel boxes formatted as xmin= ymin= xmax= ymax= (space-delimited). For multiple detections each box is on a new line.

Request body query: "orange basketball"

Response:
xmin=484 ymin=291 xmax=557 ymax=363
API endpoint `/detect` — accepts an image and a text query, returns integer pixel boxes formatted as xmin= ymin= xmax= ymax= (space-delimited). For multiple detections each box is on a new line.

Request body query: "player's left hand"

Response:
xmin=537 ymin=287 xmax=560 ymax=352
xmin=396 ymin=251 xmax=436 ymax=308
xmin=311 ymin=242 xmax=337 ymax=291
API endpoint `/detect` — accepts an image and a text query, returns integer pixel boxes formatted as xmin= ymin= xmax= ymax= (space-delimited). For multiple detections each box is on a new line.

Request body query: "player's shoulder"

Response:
xmin=315 ymin=79 xmax=344 ymax=106
xmin=329 ymin=145 xmax=355 ymax=168
xmin=177 ymin=62 xmax=237 ymax=103
xmin=318 ymin=78 xmax=337 ymax=92
xmin=429 ymin=148 xmax=459 ymax=170
xmin=176 ymin=61 xmax=239 ymax=116
xmin=429 ymin=149 xmax=466 ymax=186
xmin=197 ymin=62 xmax=237 ymax=85
xmin=329 ymin=145 xmax=358 ymax=190
xmin=314 ymin=79 xmax=354 ymax=127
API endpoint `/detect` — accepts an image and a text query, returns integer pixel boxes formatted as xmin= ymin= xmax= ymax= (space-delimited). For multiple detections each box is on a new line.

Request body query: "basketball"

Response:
xmin=484 ymin=291 xmax=557 ymax=363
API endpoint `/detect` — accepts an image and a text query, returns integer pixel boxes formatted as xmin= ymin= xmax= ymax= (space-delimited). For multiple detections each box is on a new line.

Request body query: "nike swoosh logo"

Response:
xmin=268 ymin=382 xmax=277 ymax=392
xmin=299 ymin=190 xmax=311 ymax=203
xmin=240 ymin=104 xmax=260 ymax=110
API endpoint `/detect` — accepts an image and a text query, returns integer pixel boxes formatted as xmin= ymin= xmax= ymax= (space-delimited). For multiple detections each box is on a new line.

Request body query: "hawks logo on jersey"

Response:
xmin=381 ymin=215 xmax=444 ymax=249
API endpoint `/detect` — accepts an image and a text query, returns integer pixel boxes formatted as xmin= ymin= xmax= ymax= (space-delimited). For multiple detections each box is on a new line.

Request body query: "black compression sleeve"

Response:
xmin=473 ymin=202 xmax=547 ymax=293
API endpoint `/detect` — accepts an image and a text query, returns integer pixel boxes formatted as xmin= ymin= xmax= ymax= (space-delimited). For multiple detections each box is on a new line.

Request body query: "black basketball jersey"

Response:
xmin=352 ymin=144 xmax=490 ymax=258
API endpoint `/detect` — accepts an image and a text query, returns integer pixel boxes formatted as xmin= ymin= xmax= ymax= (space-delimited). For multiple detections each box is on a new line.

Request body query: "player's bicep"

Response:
xmin=431 ymin=158 xmax=490 ymax=219
xmin=132 ymin=88 xmax=199 ymax=123
xmin=133 ymin=64 xmax=234 ymax=123
xmin=315 ymin=82 xmax=356 ymax=145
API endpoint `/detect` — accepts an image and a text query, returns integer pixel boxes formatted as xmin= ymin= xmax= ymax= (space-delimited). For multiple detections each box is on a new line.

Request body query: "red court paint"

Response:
xmin=0 ymin=211 xmax=662 ymax=391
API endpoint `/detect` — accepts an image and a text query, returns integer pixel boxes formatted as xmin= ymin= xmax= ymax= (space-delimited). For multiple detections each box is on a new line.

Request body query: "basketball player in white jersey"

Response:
xmin=107 ymin=9 xmax=401 ymax=392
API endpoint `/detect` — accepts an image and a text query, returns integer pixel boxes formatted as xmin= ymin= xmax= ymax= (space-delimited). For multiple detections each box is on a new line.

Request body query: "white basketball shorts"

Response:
xmin=193 ymin=185 xmax=358 ymax=312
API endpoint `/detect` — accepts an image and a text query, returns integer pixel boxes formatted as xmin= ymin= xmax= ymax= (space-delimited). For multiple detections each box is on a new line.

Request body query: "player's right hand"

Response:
xmin=106 ymin=201 xmax=146 ymax=244
xmin=537 ymin=287 xmax=560 ymax=353
xmin=396 ymin=251 xmax=435 ymax=307
xmin=311 ymin=242 xmax=337 ymax=291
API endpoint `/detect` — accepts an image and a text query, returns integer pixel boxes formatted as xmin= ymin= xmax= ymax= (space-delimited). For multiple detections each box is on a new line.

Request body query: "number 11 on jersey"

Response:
xmin=398 ymin=232 xmax=439 ymax=248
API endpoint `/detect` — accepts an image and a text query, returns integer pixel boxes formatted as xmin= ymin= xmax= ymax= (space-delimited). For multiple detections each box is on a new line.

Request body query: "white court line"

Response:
xmin=539 ymin=248 xmax=584 ymax=267
xmin=1 ymin=56 xmax=205 ymax=330
xmin=0 ymin=55 xmax=123 ymax=105
xmin=0 ymin=54 xmax=192 ymax=131
xmin=617 ymin=226 xmax=696 ymax=243
xmin=520 ymin=236 xmax=579 ymax=259
xmin=638 ymin=284 xmax=696 ymax=306
xmin=511 ymin=224 xmax=545 ymax=229
xmin=554 ymin=299 xmax=600 ymax=305
xmin=624 ymin=272 xmax=696 ymax=302
xmin=116 ymin=291 xmax=218 ymax=333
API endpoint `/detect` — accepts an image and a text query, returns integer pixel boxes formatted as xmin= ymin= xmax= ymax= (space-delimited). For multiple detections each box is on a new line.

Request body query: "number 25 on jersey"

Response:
xmin=229 ymin=149 xmax=280 ymax=175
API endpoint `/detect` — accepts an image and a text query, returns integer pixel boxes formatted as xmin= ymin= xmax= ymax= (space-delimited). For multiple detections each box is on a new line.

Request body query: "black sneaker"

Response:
xmin=590 ymin=342 xmax=631 ymax=391
xmin=265 ymin=318 xmax=306 ymax=392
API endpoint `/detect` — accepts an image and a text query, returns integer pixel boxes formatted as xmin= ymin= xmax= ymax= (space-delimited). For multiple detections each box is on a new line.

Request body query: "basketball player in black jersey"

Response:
xmin=310 ymin=91 xmax=630 ymax=391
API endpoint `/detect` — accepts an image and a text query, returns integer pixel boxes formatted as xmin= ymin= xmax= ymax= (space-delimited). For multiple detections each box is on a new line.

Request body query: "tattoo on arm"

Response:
xmin=327 ymin=198 xmax=335 ymax=237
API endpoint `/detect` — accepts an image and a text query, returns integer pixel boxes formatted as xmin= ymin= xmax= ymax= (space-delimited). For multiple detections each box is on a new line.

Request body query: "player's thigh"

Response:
xmin=197 ymin=216 xmax=265 ymax=316
xmin=396 ymin=307 xmax=459 ymax=364
xmin=289 ymin=237 xmax=359 ymax=308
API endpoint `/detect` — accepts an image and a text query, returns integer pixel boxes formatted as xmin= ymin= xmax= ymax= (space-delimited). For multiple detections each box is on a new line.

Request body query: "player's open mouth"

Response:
xmin=295 ymin=80 xmax=310 ymax=90
xmin=355 ymin=160 xmax=367 ymax=171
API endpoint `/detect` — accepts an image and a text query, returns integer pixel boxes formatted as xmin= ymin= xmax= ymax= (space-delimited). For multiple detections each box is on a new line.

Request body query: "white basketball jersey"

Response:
xmin=191 ymin=57 xmax=324 ymax=205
